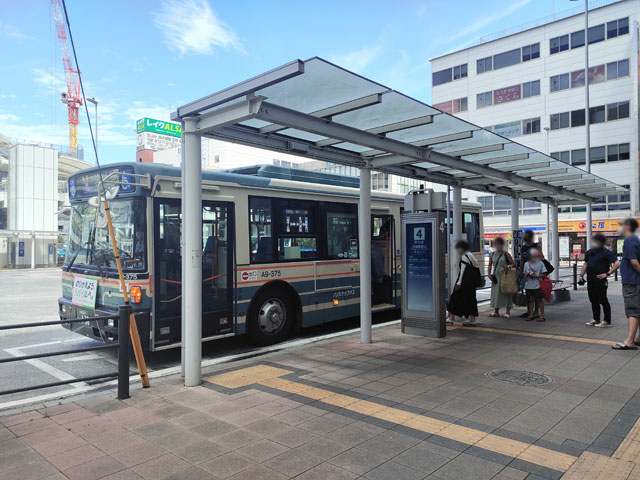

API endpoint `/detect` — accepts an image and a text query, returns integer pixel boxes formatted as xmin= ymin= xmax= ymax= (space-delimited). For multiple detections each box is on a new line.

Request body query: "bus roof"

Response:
xmin=68 ymin=162 xmax=481 ymax=208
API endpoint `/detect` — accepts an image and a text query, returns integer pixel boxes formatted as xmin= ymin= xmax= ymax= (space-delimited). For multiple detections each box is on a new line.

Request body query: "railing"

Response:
xmin=478 ymin=0 xmax=624 ymax=45
xmin=0 ymin=305 xmax=131 ymax=399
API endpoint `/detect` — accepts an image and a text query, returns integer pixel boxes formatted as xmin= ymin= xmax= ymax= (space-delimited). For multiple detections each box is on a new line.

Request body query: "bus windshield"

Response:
xmin=65 ymin=198 xmax=146 ymax=271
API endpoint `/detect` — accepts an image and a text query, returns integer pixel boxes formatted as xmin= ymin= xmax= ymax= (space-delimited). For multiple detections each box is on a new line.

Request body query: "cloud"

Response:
xmin=124 ymin=101 xmax=171 ymax=123
xmin=0 ymin=94 xmax=16 ymax=100
xmin=433 ymin=0 xmax=532 ymax=47
xmin=0 ymin=112 xmax=20 ymax=124
xmin=330 ymin=45 xmax=383 ymax=73
xmin=0 ymin=21 xmax=28 ymax=41
xmin=152 ymin=0 xmax=243 ymax=55
xmin=32 ymin=68 xmax=67 ymax=95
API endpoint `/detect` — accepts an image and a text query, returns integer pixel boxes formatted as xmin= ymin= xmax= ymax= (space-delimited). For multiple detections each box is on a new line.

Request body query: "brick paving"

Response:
xmin=2 ymin=282 xmax=640 ymax=479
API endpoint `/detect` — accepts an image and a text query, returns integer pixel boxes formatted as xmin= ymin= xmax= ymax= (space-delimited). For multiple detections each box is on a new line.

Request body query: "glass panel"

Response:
xmin=255 ymin=58 xmax=388 ymax=114
xmin=433 ymin=68 xmax=452 ymax=86
xmin=249 ymin=197 xmax=273 ymax=263
xmin=462 ymin=212 xmax=481 ymax=252
xmin=608 ymin=144 xmax=619 ymax=162
xmin=572 ymin=148 xmax=586 ymax=166
xmin=607 ymin=61 xmax=618 ymax=80
xmin=65 ymin=199 xmax=146 ymax=271
xmin=590 ymin=146 xmax=606 ymax=164
xmin=571 ymin=29 xmax=585 ymax=48
xmin=494 ymin=49 xmax=521 ymax=69
xmin=588 ymin=23 xmax=605 ymax=44
xmin=607 ymin=20 xmax=618 ymax=39
xmin=327 ymin=208 xmax=358 ymax=259
xmin=278 ymin=237 xmax=317 ymax=260
xmin=571 ymin=109 xmax=585 ymax=127
xmin=619 ymin=143 xmax=630 ymax=160
xmin=571 ymin=70 xmax=585 ymax=87
xmin=619 ymin=101 xmax=630 ymax=119
xmin=589 ymin=105 xmax=605 ymax=124
xmin=618 ymin=59 xmax=629 ymax=77
xmin=588 ymin=65 xmax=605 ymax=84
xmin=619 ymin=17 xmax=629 ymax=35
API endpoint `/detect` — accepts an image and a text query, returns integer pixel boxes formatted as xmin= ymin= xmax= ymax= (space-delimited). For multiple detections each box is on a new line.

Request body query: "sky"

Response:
xmin=0 ymin=0 xmax=593 ymax=165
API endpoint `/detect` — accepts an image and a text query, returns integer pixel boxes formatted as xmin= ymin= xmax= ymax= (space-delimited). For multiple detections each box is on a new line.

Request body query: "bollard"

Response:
xmin=117 ymin=305 xmax=131 ymax=400
xmin=572 ymin=263 xmax=578 ymax=291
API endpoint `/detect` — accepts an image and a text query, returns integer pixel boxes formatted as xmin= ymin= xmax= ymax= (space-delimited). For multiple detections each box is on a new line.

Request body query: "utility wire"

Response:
xmin=60 ymin=0 xmax=105 ymax=190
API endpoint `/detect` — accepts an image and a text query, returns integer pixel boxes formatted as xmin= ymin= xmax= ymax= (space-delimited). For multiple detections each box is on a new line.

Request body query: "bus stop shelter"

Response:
xmin=172 ymin=57 xmax=628 ymax=386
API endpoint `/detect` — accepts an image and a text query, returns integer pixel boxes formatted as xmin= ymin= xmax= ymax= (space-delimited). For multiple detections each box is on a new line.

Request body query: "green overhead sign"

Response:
xmin=136 ymin=117 xmax=182 ymax=137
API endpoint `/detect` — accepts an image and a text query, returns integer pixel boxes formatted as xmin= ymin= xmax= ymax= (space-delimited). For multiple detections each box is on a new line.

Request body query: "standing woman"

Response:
xmin=447 ymin=240 xmax=479 ymax=326
xmin=488 ymin=237 xmax=515 ymax=318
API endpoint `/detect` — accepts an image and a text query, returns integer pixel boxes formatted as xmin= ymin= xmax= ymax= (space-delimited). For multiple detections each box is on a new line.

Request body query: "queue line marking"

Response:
xmin=450 ymin=325 xmax=614 ymax=346
xmin=205 ymin=364 xmax=578 ymax=473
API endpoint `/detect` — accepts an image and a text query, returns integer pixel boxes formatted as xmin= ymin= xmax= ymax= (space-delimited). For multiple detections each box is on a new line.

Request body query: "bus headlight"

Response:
xmin=130 ymin=286 xmax=142 ymax=303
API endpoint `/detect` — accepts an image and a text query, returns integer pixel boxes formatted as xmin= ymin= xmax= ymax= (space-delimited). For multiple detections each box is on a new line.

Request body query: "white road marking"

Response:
xmin=62 ymin=354 xmax=103 ymax=362
xmin=4 ymin=347 xmax=79 ymax=383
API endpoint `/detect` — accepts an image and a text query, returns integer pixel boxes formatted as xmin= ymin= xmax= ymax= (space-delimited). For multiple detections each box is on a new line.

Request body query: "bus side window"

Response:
xmin=462 ymin=212 xmax=481 ymax=252
xmin=249 ymin=197 xmax=273 ymax=263
xmin=326 ymin=205 xmax=358 ymax=259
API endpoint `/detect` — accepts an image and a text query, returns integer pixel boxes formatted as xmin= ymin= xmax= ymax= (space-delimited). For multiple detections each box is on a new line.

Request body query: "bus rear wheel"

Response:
xmin=248 ymin=290 xmax=294 ymax=345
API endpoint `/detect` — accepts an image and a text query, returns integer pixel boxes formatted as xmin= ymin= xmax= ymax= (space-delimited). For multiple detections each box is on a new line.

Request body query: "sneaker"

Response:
xmin=595 ymin=322 xmax=612 ymax=328
xmin=585 ymin=320 xmax=599 ymax=326
xmin=504 ymin=314 xmax=511 ymax=319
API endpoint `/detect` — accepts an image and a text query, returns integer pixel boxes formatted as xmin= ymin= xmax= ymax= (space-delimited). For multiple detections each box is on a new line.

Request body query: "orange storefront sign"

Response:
xmin=558 ymin=220 xmax=621 ymax=233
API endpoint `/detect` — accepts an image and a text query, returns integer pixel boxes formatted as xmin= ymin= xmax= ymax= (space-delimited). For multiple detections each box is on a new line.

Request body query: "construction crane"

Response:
xmin=51 ymin=0 xmax=82 ymax=154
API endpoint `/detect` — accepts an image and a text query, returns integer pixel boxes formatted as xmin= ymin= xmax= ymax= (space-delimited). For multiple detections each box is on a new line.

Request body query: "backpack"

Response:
xmin=461 ymin=256 xmax=483 ymax=288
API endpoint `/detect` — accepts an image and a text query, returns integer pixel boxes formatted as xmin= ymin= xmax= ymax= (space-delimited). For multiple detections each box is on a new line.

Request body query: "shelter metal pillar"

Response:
xmin=511 ymin=198 xmax=519 ymax=232
xmin=182 ymin=117 xmax=202 ymax=387
xmin=551 ymin=204 xmax=559 ymax=281
xmin=359 ymin=168 xmax=372 ymax=344
xmin=30 ymin=232 xmax=35 ymax=269
xmin=452 ymin=186 xmax=462 ymax=275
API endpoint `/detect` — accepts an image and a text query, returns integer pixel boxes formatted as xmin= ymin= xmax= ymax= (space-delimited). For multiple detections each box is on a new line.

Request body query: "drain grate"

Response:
xmin=487 ymin=369 xmax=552 ymax=386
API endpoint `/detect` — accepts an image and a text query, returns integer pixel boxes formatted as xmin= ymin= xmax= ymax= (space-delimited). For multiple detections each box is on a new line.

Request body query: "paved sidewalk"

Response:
xmin=2 ymin=283 xmax=640 ymax=479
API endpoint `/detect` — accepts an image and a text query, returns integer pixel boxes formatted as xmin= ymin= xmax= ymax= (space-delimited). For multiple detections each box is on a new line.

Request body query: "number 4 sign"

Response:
xmin=414 ymin=227 xmax=425 ymax=241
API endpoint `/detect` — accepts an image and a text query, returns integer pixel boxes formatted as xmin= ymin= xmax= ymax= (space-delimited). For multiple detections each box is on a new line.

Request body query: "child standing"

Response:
xmin=524 ymin=249 xmax=547 ymax=322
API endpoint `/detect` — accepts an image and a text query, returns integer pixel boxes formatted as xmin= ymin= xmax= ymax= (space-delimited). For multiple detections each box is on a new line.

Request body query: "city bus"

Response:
xmin=58 ymin=162 xmax=483 ymax=351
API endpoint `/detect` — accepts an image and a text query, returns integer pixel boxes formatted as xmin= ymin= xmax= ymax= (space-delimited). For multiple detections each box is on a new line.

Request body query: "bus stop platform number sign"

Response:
xmin=72 ymin=275 xmax=99 ymax=309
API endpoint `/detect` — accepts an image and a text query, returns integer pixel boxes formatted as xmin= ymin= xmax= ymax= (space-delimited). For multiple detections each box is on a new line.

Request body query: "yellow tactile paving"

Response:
xmin=561 ymin=452 xmax=635 ymax=480
xmin=614 ymin=419 xmax=640 ymax=463
xmin=518 ymin=445 xmax=577 ymax=473
xmin=204 ymin=364 xmax=292 ymax=388
xmin=452 ymin=325 xmax=614 ymax=345
xmin=205 ymin=364 xmax=583 ymax=472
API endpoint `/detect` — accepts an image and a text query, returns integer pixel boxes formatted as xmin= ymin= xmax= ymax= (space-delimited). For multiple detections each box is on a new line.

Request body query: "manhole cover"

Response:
xmin=487 ymin=369 xmax=552 ymax=386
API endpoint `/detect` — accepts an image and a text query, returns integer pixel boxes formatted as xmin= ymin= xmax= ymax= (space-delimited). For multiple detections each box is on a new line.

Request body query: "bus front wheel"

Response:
xmin=248 ymin=290 xmax=294 ymax=345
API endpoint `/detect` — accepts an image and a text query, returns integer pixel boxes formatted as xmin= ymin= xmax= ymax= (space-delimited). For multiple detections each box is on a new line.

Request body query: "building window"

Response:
xmin=522 ymin=80 xmax=540 ymax=98
xmin=570 ymin=70 xmax=585 ymax=88
xmin=550 ymin=73 xmax=570 ymax=92
xmin=522 ymin=43 xmax=540 ymax=62
xmin=453 ymin=97 xmax=468 ymax=113
xmin=607 ymin=59 xmax=629 ymax=80
xmin=589 ymin=105 xmax=605 ymax=124
xmin=588 ymin=65 xmax=605 ymax=84
xmin=607 ymin=143 xmax=630 ymax=162
xmin=550 ymin=35 xmax=569 ymax=54
xmin=571 ymin=30 xmax=585 ymax=48
xmin=432 ymin=68 xmax=452 ymax=86
xmin=551 ymin=151 xmax=570 ymax=164
xmin=590 ymin=146 xmax=606 ymax=164
xmin=571 ymin=109 xmax=585 ymax=127
xmin=607 ymin=184 xmax=631 ymax=211
xmin=588 ymin=23 xmax=605 ymax=44
xmin=453 ymin=64 xmax=468 ymax=80
xmin=550 ymin=112 xmax=570 ymax=130
xmin=607 ymin=17 xmax=629 ymax=39
xmin=477 ymin=56 xmax=492 ymax=74
xmin=494 ymin=48 xmax=521 ymax=70
xmin=522 ymin=117 xmax=540 ymax=135
xmin=571 ymin=148 xmax=586 ymax=166
xmin=477 ymin=91 xmax=492 ymax=108
xmin=607 ymin=101 xmax=630 ymax=121
xmin=371 ymin=172 xmax=389 ymax=191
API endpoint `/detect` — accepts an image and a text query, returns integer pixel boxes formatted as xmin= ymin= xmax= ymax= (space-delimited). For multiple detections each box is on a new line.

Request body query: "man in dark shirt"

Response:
xmin=580 ymin=233 xmax=618 ymax=327
xmin=613 ymin=218 xmax=640 ymax=350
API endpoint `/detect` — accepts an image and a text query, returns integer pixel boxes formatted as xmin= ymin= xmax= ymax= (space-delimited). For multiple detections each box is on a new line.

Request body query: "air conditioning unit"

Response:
xmin=404 ymin=189 xmax=447 ymax=213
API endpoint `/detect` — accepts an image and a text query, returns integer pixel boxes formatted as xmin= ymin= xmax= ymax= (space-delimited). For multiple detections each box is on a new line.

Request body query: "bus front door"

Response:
xmin=153 ymin=199 xmax=234 ymax=349
xmin=372 ymin=215 xmax=394 ymax=306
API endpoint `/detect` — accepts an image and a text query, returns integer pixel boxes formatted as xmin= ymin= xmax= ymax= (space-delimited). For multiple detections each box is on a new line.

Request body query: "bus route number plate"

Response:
xmin=72 ymin=275 xmax=99 ymax=309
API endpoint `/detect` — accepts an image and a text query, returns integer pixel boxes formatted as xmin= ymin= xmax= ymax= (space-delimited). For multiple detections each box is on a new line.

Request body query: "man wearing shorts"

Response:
xmin=613 ymin=218 xmax=640 ymax=350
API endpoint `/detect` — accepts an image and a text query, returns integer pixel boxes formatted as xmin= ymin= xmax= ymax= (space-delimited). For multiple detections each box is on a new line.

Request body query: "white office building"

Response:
xmin=430 ymin=0 xmax=638 ymax=256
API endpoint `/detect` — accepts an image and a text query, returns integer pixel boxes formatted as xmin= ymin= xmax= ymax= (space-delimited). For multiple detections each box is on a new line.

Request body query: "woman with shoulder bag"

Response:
xmin=488 ymin=237 xmax=515 ymax=318
xmin=447 ymin=240 xmax=480 ymax=327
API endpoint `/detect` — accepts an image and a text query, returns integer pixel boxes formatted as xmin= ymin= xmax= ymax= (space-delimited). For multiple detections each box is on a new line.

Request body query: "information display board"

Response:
xmin=401 ymin=213 xmax=446 ymax=338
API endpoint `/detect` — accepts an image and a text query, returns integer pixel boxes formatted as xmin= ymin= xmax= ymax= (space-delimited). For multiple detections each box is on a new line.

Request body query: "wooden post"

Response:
xmin=103 ymin=198 xmax=150 ymax=388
